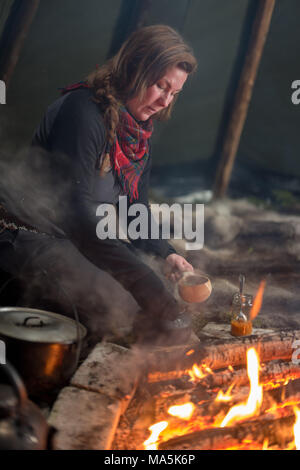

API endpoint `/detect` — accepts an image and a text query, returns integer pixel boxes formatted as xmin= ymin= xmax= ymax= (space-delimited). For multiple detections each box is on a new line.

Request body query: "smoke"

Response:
xmin=0 ymin=143 xmax=197 ymax=351
xmin=0 ymin=145 xmax=187 ymax=348
xmin=0 ymin=145 xmax=72 ymax=235
xmin=0 ymin=146 xmax=142 ymax=343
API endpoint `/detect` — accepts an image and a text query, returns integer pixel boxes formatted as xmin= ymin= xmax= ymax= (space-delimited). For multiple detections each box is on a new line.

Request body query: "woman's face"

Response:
xmin=126 ymin=66 xmax=188 ymax=121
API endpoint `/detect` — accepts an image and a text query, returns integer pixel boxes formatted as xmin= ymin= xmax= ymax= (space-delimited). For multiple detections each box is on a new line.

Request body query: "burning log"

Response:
xmin=158 ymin=414 xmax=295 ymax=450
xmin=116 ymin=335 xmax=300 ymax=451
xmin=153 ymin=377 xmax=300 ymax=426
xmin=147 ymin=330 xmax=300 ymax=374
xmin=145 ymin=349 xmax=300 ymax=451
xmin=197 ymin=331 xmax=300 ymax=370
xmin=202 ymin=360 xmax=300 ymax=389
xmin=147 ymin=359 xmax=300 ymax=391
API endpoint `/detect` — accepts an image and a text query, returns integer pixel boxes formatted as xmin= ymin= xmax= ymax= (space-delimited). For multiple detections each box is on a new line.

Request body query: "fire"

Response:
xmin=293 ymin=407 xmax=300 ymax=450
xmin=188 ymin=364 xmax=205 ymax=380
xmin=186 ymin=349 xmax=195 ymax=356
xmin=143 ymin=421 xmax=168 ymax=450
xmin=215 ymin=383 xmax=235 ymax=402
xmin=220 ymin=348 xmax=263 ymax=427
xmin=262 ymin=438 xmax=269 ymax=450
xmin=168 ymin=402 xmax=195 ymax=420
xmin=143 ymin=344 xmax=300 ymax=450
xmin=187 ymin=363 xmax=212 ymax=382
xmin=147 ymin=361 xmax=213 ymax=384
xmin=250 ymin=279 xmax=266 ymax=320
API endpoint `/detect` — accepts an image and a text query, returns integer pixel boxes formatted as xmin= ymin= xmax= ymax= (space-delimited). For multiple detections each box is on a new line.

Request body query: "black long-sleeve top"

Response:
xmin=31 ymin=87 xmax=178 ymax=316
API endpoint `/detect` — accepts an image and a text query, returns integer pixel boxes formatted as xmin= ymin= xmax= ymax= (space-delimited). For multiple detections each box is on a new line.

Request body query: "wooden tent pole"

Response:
xmin=212 ymin=0 xmax=276 ymax=199
xmin=0 ymin=0 xmax=40 ymax=87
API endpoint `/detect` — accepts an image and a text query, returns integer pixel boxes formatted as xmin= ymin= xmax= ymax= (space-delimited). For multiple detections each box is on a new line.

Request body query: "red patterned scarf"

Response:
xmin=109 ymin=106 xmax=153 ymax=201
xmin=60 ymin=82 xmax=153 ymax=201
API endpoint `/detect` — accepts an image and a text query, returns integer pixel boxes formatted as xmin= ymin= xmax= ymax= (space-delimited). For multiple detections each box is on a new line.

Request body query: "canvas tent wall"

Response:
xmin=0 ymin=0 xmax=299 ymax=183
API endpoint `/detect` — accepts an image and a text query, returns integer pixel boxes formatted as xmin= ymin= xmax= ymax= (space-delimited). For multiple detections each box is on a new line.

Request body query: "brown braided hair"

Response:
xmin=86 ymin=24 xmax=197 ymax=150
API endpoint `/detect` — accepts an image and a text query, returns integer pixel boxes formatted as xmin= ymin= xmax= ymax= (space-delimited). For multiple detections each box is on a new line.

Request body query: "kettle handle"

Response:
xmin=0 ymin=361 xmax=27 ymax=411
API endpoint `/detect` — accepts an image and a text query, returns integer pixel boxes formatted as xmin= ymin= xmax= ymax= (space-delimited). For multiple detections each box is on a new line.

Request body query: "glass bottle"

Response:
xmin=230 ymin=292 xmax=253 ymax=336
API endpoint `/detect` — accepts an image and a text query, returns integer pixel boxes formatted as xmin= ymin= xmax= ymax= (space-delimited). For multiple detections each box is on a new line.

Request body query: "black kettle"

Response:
xmin=0 ymin=361 xmax=55 ymax=450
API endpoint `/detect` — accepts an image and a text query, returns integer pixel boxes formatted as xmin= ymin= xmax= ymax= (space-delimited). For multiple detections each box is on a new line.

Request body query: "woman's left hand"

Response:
xmin=165 ymin=253 xmax=194 ymax=282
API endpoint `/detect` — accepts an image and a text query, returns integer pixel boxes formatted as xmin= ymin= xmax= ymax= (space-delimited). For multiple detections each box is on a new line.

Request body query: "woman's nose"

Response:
xmin=158 ymin=91 xmax=173 ymax=108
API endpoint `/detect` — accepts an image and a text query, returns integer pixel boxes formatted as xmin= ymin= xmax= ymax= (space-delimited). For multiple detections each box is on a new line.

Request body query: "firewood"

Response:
xmin=153 ymin=377 xmax=300 ymax=429
xmin=202 ymin=360 xmax=300 ymax=389
xmin=146 ymin=330 xmax=300 ymax=373
xmin=147 ymin=359 xmax=300 ymax=391
xmin=119 ymin=361 xmax=300 ymax=450
xmin=159 ymin=413 xmax=295 ymax=450
xmin=197 ymin=332 xmax=300 ymax=370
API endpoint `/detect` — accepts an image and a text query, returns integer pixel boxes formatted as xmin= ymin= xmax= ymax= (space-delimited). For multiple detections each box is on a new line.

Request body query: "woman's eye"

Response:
xmin=156 ymin=83 xmax=179 ymax=97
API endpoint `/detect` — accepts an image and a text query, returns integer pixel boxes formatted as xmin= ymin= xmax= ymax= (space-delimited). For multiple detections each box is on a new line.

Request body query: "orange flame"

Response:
xmin=187 ymin=363 xmax=212 ymax=382
xmin=168 ymin=402 xmax=195 ymax=420
xmin=215 ymin=383 xmax=235 ymax=402
xmin=250 ymin=279 xmax=266 ymax=320
xmin=293 ymin=407 xmax=300 ymax=450
xmin=220 ymin=348 xmax=263 ymax=427
xmin=186 ymin=349 xmax=195 ymax=356
xmin=262 ymin=438 xmax=269 ymax=450
xmin=143 ymin=421 xmax=168 ymax=450
xmin=143 ymin=341 xmax=300 ymax=450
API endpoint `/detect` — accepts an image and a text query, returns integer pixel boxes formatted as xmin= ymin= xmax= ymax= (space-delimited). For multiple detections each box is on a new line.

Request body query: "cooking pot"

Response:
xmin=0 ymin=307 xmax=86 ymax=398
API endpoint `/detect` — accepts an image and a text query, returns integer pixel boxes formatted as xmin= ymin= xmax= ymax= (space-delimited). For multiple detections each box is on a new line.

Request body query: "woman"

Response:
xmin=0 ymin=25 xmax=197 ymax=346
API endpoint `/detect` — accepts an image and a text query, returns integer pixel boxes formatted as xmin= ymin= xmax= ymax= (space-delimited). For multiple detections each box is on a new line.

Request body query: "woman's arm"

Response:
xmin=47 ymin=90 xmax=180 ymax=318
xmin=126 ymin=147 xmax=194 ymax=278
xmin=125 ymin=152 xmax=177 ymax=258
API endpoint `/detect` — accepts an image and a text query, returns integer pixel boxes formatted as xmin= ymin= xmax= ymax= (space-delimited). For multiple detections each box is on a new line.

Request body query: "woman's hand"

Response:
xmin=165 ymin=253 xmax=194 ymax=282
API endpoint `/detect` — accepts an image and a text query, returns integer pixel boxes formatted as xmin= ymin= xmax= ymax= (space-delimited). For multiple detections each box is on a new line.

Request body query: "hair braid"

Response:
xmin=86 ymin=64 xmax=121 ymax=148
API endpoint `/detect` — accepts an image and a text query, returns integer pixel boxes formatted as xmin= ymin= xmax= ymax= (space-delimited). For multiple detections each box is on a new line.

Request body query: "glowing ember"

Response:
xmin=168 ymin=402 xmax=195 ymax=420
xmin=142 ymin=342 xmax=300 ymax=450
xmin=293 ymin=407 xmax=300 ymax=450
xmin=215 ymin=383 xmax=235 ymax=402
xmin=186 ymin=349 xmax=195 ymax=356
xmin=147 ymin=360 xmax=214 ymax=384
xmin=262 ymin=438 xmax=269 ymax=450
xmin=143 ymin=421 xmax=168 ymax=450
xmin=188 ymin=364 xmax=212 ymax=382
xmin=220 ymin=348 xmax=263 ymax=427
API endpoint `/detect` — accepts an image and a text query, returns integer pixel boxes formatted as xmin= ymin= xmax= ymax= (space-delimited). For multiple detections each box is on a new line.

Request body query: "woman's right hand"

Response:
xmin=164 ymin=253 xmax=194 ymax=282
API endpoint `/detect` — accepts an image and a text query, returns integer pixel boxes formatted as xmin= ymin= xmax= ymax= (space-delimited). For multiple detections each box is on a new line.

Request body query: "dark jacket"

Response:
xmin=30 ymin=88 xmax=178 ymax=317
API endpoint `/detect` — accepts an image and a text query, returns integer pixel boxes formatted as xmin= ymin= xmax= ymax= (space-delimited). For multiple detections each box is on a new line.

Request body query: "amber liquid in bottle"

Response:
xmin=231 ymin=319 xmax=252 ymax=336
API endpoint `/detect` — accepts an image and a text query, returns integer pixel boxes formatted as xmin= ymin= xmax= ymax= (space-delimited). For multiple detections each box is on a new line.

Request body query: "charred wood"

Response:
xmin=202 ymin=360 xmax=300 ymax=389
xmin=146 ymin=330 xmax=300 ymax=374
xmin=159 ymin=414 xmax=295 ymax=450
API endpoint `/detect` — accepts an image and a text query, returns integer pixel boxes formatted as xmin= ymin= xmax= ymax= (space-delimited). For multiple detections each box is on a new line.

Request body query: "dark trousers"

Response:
xmin=0 ymin=229 xmax=178 ymax=341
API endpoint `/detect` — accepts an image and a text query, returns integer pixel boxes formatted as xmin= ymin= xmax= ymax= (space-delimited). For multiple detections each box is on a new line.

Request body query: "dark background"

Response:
xmin=0 ymin=0 xmax=299 ymax=199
